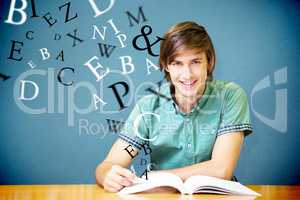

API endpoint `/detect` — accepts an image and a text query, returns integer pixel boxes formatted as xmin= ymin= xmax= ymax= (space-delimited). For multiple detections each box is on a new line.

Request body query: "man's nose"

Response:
xmin=181 ymin=64 xmax=192 ymax=78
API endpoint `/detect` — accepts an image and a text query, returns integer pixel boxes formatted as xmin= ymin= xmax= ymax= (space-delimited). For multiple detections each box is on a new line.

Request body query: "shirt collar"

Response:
xmin=159 ymin=79 xmax=213 ymax=116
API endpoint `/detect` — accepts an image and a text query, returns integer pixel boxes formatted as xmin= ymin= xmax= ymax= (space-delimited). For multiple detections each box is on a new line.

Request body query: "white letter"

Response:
xmin=146 ymin=58 xmax=159 ymax=75
xmin=120 ymin=56 xmax=134 ymax=74
xmin=134 ymin=112 xmax=159 ymax=142
xmin=5 ymin=0 xmax=28 ymax=25
xmin=107 ymin=18 xmax=119 ymax=34
xmin=28 ymin=60 xmax=37 ymax=69
xmin=93 ymin=94 xmax=107 ymax=110
xmin=117 ymin=34 xmax=127 ymax=48
xmin=92 ymin=25 xmax=107 ymax=40
xmin=84 ymin=56 xmax=109 ymax=81
xmin=40 ymin=48 xmax=50 ymax=60
xmin=19 ymin=80 xmax=39 ymax=100
xmin=14 ymin=69 xmax=47 ymax=114
xmin=79 ymin=119 xmax=89 ymax=136
xmin=88 ymin=0 xmax=115 ymax=18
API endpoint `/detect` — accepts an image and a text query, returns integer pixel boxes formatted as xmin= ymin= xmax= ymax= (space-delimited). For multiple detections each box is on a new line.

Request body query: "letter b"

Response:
xmin=5 ymin=0 xmax=28 ymax=25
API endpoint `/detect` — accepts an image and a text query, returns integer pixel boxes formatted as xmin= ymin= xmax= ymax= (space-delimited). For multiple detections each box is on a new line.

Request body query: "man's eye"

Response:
xmin=192 ymin=60 xmax=201 ymax=64
xmin=171 ymin=62 xmax=181 ymax=66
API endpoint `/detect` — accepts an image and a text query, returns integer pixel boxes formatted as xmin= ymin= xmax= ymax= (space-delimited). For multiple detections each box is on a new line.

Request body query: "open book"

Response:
xmin=118 ymin=172 xmax=260 ymax=196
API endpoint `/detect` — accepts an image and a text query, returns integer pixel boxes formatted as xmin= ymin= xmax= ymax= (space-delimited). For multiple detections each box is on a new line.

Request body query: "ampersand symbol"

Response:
xmin=132 ymin=25 xmax=164 ymax=57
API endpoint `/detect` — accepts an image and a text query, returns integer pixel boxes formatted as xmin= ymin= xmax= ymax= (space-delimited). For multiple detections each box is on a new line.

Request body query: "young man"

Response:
xmin=95 ymin=21 xmax=252 ymax=192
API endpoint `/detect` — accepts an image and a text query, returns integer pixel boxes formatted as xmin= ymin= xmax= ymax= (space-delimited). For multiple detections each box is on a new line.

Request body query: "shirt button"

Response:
xmin=185 ymin=119 xmax=190 ymax=124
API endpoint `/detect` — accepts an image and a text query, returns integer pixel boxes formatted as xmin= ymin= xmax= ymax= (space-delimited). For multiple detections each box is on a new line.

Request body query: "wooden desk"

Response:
xmin=0 ymin=185 xmax=299 ymax=200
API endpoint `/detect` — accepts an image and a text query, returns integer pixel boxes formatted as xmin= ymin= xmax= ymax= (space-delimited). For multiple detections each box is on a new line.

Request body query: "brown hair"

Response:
xmin=159 ymin=21 xmax=216 ymax=81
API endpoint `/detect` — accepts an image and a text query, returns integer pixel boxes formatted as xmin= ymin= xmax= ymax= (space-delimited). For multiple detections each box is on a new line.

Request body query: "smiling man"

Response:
xmin=166 ymin=49 xmax=208 ymax=113
xmin=95 ymin=21 xmax=253 ymax=192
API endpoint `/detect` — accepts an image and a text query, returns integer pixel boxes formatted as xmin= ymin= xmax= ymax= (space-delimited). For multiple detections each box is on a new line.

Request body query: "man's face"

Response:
xmin=166 ymin=49 xmax=208 ymax=99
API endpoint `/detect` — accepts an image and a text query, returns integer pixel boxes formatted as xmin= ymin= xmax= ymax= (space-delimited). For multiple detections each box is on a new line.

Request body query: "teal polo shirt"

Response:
xmin=119 ymin=79 xmax=253 ymax=170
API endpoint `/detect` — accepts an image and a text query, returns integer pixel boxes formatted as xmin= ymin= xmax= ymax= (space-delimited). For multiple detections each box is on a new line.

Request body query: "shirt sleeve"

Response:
xmin=118 ymin=98 xmax=149 ymax=149
xmin=217 ymin=83 xmax=253 ymax=137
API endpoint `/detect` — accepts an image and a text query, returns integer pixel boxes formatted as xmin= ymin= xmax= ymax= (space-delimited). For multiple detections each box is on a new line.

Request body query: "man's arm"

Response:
xmin=95 ymin=139 xmax=139 ymax=192
xmin=163 ymin=131 xmax=244 ymax=181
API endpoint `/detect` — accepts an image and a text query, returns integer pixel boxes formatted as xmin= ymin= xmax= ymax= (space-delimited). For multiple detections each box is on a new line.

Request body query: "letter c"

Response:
xmin=133 ymin=112 xmax=159 ymax=142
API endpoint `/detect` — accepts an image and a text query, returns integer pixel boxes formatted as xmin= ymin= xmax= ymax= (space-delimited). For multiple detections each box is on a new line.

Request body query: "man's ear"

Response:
xmin=165 ymin=66 xmax=169 ymax=72
xmin=207 ymin=55 xmax=215 ymax=76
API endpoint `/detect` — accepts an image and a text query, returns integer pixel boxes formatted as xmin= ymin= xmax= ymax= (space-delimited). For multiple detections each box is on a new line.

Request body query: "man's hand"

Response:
xmin=103 ymin=165 xmax=137 ymax=193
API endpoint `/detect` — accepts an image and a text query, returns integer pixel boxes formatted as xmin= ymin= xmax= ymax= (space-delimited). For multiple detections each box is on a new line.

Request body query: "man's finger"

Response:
xmin=113 ymin=166 xmax=136 ymax=180
xmin=106 ymin=180 xmax=124 ymax=192
xmin=110 ymin=174 xmax=132 ymax=186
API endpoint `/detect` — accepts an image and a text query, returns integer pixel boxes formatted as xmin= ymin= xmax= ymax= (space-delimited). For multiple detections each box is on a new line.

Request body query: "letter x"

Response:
xmin=0 ymin=73 xmax=10 ymax=81
xmin=66 ymin=29 xmax=84 ymax=47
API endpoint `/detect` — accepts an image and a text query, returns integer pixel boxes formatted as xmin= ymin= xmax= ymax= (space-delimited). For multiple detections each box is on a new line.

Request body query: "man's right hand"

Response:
xmin=102 ymin=165 xmax=137 ymax=193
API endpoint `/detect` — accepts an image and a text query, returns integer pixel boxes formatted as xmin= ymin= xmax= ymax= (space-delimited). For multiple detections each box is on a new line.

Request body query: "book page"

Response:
xmin=118 ymin=172 xmax=185 ymax=194
xmin=183 ymin=175 xmax=260 ymax=196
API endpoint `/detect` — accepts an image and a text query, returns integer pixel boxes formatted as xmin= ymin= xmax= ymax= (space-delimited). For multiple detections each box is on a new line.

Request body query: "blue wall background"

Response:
xmin=0 ymin=0 xmax=299 ymax=184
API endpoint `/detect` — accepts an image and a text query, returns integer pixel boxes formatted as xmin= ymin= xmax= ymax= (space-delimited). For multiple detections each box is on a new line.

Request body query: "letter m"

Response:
xmin=126 ymin=6 xmax=147 ymax=27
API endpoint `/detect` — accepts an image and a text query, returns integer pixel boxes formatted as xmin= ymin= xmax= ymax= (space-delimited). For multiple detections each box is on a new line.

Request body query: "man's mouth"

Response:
xmin=179 ymin=80 xmax=197 ymax=89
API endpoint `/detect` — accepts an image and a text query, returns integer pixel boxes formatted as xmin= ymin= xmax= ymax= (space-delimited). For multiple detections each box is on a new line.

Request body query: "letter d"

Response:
xmin=88 ymin=0 xmax=115 ymax=17
xmin=19 ymin=80 xmax=39 ymax=100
